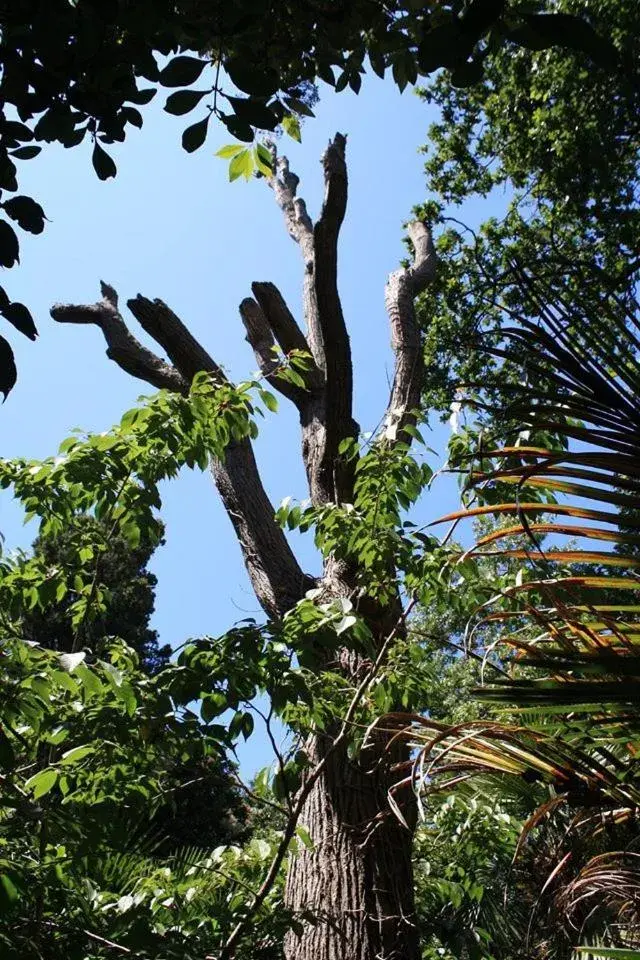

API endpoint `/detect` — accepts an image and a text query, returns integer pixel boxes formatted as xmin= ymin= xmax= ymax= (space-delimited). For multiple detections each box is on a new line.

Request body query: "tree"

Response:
xmin=0 ymin=0 xmax=629 ymax=395
xmin=17 ymin=514 xmax=248 ymax=858
xmin=23 ymin=515 xmax=171 ymax=673
xmin=414 ymin=0 xmax=639 ymax=414
xmin=47 ymin=134 xmax=438 ymax=960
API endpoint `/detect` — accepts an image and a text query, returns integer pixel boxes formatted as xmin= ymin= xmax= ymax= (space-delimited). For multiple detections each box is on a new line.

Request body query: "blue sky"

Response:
xmin=0 ymin=75 xmax=471 ymax=774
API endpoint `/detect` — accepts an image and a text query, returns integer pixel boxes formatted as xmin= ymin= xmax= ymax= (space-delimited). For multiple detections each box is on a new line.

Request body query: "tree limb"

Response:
xmin=51 ymin=283 xmax=188 ymax=394
xmin=269 ymin=135 xmax=357 ymax=506
xmin=239 ymin=295 xmax=307 ymax=407
xmin=50 ymin=284 xmax=312 ymax=619
xmin=127 ymin=295 xmax=223 ymax=384
xmin=383 ymin=221 xmax=437 ymax=443
xmin=313 ymin=134 xmax=356 ymax=502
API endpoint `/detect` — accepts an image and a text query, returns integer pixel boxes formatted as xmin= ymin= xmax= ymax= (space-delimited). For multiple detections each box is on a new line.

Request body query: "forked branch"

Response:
xmin=51 ymin=284 xmax=311 ymax=619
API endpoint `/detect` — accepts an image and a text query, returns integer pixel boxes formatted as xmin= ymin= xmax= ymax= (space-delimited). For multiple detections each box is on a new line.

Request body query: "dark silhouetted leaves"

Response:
xmin=460 ymin=0 xmax=506 ymax=35
xmin=451 ymin=59 xmax=486 ymax=88
xmin=164 ymin=89 xmax=208 ymax=116
xmin=159 ymin=56 xmax=208 ymax=88
xmin=0 ymin=334 xmax=17 ymax=399
xmin=127 ymin=88 xmax=157 ymax=105
xmin=92 ymin=143 xmax=117 ymax=181
xmin=3 ymin=196 xmax=46 ymax=235
xmin=223 ymin=115 xmax=254 ymax=142
xmin=3 ymin=121 xmax=34 ymax=143
xmin=225 ymin=59 xmax=279 ymax=96
xmin=2 ymin=302 xmax=37 ymax=341
xmin=181 ymin=115 xmax=210 ymax=153
xmin=418 ymin=24 xmax=470 ymax=73
xmin=227 ymin=97 xmax=279 ymax=131
xmin=520 ymin=13 xmax=620 ymax=68
xmin=0 ymin=156 xmax=18 ymax=192
xmin=0 ymin=221 xmax=20 ymax=268
xmin=10 ymin=146 xmax=42 ymax=161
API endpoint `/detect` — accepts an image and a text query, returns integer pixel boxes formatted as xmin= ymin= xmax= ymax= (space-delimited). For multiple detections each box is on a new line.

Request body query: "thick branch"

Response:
xmin=127 ymin=295 xmax=223 ymax=384
xmin=269 ymin=153 xmax=323 ymax=369
xmin=383 ymin=221 xmax=437 ymax=442
xmin=51 ymin=283 xmax=187 ymax=394
xmin=52 ymin=284 xmax=311 ymax=620
xmin=239 ymin=296 xmax=306 ymax=407
xmin=269 ymin=135 xmax=357 ymax=506
xmin=251 ymin=282 xmax=313 ymax=358
xmin=313 ymin=134 xmax=355 ymax=501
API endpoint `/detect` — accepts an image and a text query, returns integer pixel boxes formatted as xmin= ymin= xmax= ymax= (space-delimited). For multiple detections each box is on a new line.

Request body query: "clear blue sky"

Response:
xmin=0 ymin=76 xmax=478 ymax=774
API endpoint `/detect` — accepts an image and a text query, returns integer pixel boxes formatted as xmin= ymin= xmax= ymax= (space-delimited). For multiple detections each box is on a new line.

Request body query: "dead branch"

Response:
xmin=383 ymin=220 xmax=437 ymax=442
xmin=51 ymin=283 xmax=187 ymax=394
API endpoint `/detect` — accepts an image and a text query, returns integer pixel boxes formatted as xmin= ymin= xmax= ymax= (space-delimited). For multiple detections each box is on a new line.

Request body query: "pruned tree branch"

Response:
xmin=50 ymin=283 xmax=312 ymax=619
xmin=383 ymin=221 xmax=437 ymax=442
xmin=268 ymin=135 xmax=357 ymax=506
xmin=127 ymin=295 xmax=222 ymax=384
xmin=51 ymin=283 xmax=188 ymax=394
xmin=313 ymin=134 xmax=356 ymax=502
xmin=251 ymin=282 xmax=320 ymax=374
xmin=239 ymin=296 xmax=306 ymax=407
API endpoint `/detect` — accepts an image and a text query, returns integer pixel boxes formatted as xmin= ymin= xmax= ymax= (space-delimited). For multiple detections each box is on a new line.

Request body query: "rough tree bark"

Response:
xmin=51 ymin=135 xmax=436 ymax=960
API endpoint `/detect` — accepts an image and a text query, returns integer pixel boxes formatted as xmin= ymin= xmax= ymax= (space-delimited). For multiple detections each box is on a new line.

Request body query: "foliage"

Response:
xmin=405 ymin=267 xmax=640 ymax=954
xmin=23 ymin=515 xmax=171 ymax=673
xmin=415 ymin=0 xmax=639 ymax=415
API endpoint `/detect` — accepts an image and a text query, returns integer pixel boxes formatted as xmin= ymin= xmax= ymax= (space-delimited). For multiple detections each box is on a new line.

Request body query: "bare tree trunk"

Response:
xmin=285 ymin=732 xmax=418 ymax=960
xmin=51 ymin=135 xmax=436 ymax=960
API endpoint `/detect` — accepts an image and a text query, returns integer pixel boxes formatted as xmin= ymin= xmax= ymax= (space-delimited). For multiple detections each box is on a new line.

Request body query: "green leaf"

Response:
xmin=182 ymin=116 xmax=210 ymax=153
xmin=159 ymin=56 xmax=208 ymax=88
xmin=0 ymin=873 xmax=19 ymax=908
xmin=216 ymin=143 xmax=245 ymax=159
xmin=25 ymin=767 xmax=59 ymax=799
xmin=60 ymin=744 xmax=95 ymax=765
xmin=282 ymin=114 xmax=302 ymax=143
xmin=296 ymin=825 xmax=314 ymax=849
xmin=164 ymin=89 xmax=208 ymax=116
xmin=228 ymin=148 xmax=254 ymax=182
xmin=92 ymin=143 xmax=117 ymax=181
xmin=259 ymin=389 xmax=278 ymax=413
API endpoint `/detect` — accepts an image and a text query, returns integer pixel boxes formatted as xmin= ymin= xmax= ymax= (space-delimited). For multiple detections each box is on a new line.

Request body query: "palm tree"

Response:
xmin=392 ymin=264 xmax=640 ymax=956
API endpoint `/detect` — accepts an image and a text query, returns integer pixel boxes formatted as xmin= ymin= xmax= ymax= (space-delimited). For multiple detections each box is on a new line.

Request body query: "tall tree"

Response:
xmin=23 ymin=515 xmax=171 ymax=673
xmin=50 ymin=135 xmax=437 ymax=960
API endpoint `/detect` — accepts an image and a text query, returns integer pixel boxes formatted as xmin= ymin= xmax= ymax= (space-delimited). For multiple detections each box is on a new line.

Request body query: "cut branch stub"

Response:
xmin=51 ymin=284 xmax=188 ymax=394
xmin=240 ymin=296 xmax=306 ymax=408
xmin=383 ymin=220 xmax=437 ymax=443
xmin=127 ymin=295 xmax=223 ymax=384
